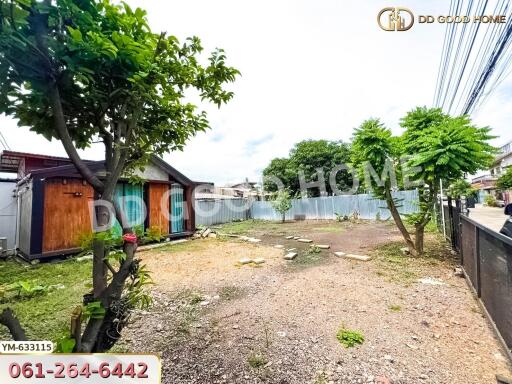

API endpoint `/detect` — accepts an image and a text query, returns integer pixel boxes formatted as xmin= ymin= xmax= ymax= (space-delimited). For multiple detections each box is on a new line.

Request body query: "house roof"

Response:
xmin=0 ymin=150 xmax=73 ymax=173
xmin=9 ymin=151 xmax=195 ymax=187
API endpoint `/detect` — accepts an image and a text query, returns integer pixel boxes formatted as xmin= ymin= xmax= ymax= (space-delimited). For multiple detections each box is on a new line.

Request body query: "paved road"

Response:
xmin=468 ymin=204 xmax=508 ymax=233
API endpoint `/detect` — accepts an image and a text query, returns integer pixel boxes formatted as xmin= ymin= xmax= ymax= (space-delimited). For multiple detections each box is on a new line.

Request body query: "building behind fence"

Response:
xmin=195 ymin=190 xmax=419 ymax=225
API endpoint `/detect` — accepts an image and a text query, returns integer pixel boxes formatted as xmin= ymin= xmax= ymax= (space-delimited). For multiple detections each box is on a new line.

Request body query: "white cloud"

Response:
xmin=1 ymin=0 xmax=511 ymax=184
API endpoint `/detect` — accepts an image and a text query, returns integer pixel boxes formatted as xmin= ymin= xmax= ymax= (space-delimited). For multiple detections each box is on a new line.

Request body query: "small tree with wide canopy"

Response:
xmin=0 ymin=0 xmax=239 ymax=352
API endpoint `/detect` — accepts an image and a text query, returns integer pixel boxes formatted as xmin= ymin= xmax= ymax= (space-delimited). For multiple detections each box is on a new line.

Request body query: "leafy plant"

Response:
xmin=247 ymin=352 xmax=267 ymax=368
xmin=497 ymin=167 xmax=512 ymax=191
xmin=7 ymin=281 xmax=48 ymax=299
xmin=82 ymin=301 xmax=106 ymax=321
xmin=447 ymin=179 xmax=477 ymax=199
xmin=144 ymin=226 xmax=164 ymax=243
xmin=389 ymin=305 xmax=402 ymax=312
xmin=336 ymin=327 xmax=365 ymax=348
xmin=270 ymin=190 xmax=292 ymax=223
xmin=0 ymin=0 xmax=238 ymax=352
xmin=55 ymin=336 xmax=76 ymax=353
xmin=484 ymin=194 xmax=498 ymax=207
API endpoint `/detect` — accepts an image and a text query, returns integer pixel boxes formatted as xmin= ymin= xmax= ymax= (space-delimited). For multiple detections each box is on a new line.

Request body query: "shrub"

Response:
xmin=336 ymin=327 xmax=365 ymax=348
xmin=484 ymin=194 xmax=498 ymax=207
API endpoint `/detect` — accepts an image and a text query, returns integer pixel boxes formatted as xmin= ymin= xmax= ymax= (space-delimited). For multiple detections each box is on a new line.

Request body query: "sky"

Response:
xmin=1 ymin=0 xmax=511 ymax=184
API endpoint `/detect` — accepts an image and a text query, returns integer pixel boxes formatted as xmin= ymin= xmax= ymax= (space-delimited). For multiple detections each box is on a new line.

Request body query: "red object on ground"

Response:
xmin=122 ymin=233 xmax=138 ymax=243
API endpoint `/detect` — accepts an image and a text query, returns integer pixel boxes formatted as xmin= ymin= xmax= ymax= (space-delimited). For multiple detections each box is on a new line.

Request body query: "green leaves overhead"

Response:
xmin=0 ymin=0 xmax=240 ymax=167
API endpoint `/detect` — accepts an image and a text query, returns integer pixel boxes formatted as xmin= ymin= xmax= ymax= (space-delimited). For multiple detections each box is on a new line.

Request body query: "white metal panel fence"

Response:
xmin=194 ymin=190 xmax=419 ymax=225
xmin=195 ymin=199 xmax=250 ymax=226
xmin=250 ymin=190 xmax=419 ymax=221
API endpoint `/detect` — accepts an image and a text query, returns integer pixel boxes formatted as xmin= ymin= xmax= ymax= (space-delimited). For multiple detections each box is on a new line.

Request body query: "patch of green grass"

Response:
xmin=152 ymin=239 xmax=208 ymax=253
xmin=217 ymin=220 xmax=280 ymax=235
xmin=371 ymin=232 xmax=454 ymax=285
xmin=336 ymin=327 xmax=365 ymax=348
xmin=247 ymin=352 xmax=267 ymax=368
xmin=0 ymin=258 xmax=92 ymax=343
xmin=313 ymin=225 xmax=346 ymax=233
xmin=170 ymin=289 xmax=203 ymax=339
xmin=288 ymin=246 xmax=329 ymax=269
xmin=218 ymin=285 xmax=244 ymax=301
xmin=389 ymin=304 xmax=402 ymax=312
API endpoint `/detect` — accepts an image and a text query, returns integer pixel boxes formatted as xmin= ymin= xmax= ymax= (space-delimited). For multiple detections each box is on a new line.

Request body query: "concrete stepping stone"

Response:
xmin=284 ymin=252 xmax=298 ymax=260
xmin=274 ymin=244 xmax=285 ymax=249
xmin=337 ymin=253 xmax=371 ymax=261
xmin=293 ymin=236 xmax=300 ymax=240
xmin=239 ymin=258 xmax=253 ymax=265
xmin=247 ymin=238 xmax=261 ymax=243
xmin=313 ymin=244 xmax=330 ymax=249
xmin=285 ymin=236 xmax=294 ymax=239
xmin=253 ymin=258 xmax=266 ymax=264
xmin=297 ymin=238 xmax=313 ymax=243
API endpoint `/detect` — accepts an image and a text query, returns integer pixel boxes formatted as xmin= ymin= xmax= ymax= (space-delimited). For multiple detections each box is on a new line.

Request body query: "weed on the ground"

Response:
xmin=247 ymin=352 xmax=267 ymax=368
xmin=0 ymin=257 xmax=92 ymax=342
xmin=371 ymin=232 xmax=455 ymax=285
xmin=336 ymin=327 xmax=365 ymax=348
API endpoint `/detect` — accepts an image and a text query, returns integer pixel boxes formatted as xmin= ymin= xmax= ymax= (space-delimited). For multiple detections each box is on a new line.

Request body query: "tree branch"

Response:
xmin=0 ymin=308 xmax=27 ymax=341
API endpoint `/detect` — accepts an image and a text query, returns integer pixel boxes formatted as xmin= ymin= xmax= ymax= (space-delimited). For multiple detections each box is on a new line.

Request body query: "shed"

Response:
xmin=5 ymin=152 xmax=197 ymax=260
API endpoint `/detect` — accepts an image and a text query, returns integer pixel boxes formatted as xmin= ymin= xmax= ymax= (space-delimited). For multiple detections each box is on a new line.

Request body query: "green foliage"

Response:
xmin=126 ymin=263 xmax=153 ymax=310
xmin=0 ymin=0 xmax=239 ymax=174
xmin=389 ymin=305 xmax=402 ymax=312
xmin=82 ymin=301 xmax=106 ymax=321
xmin=401 ymin=110 xmax=496 ymax=186
xmin=447 ymin=179 xmax=477 ymax=199
xmin=263 ymin=140 xmax=352 ymax=196
xmin=497 ymin=167 xmax=512 ymax=191
xmin=0 ymin=259 xmax=92 ymax=343
xmin=336 ymin=327 xmax=365 ymax=348
xmin=484 ymin=194 xmax=498 ymax=207
xmin=247 ymin=352 xmax=267 ymax=368
xmin=55 ymin=336 xmax=77 ymax=353
xmin=351 ymin=118 xmax=398 ymax=199
xmin=270 ymin=190 xmax=292 ymax=221
xmin=144 ymin=226 xmax=164 ymax=243
xmin=0 ymin=280 xmax=48 ymax=301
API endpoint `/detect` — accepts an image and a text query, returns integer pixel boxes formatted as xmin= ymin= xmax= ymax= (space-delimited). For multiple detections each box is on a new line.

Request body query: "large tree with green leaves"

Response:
xmin=0 ymin=0 xmax=238 ymax=352
xmin=400 ymin=107 xmax=495 ymax=254
xmin=352 ymin=108 xmax=495 ymax=256
xmin=351 ymin=118 xmax=416 ymax=253
xmin=263 ymin=140 xmax=352 ymax=196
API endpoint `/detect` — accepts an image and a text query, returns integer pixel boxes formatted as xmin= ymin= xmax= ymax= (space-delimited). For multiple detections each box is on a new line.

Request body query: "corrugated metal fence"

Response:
xmin=195 ymin=190 xmax=419 ymax=225
xmin=251 ymin=190 xmax=419 ymax=220
xmin=195 ymin=199 xmax=251 ymax=226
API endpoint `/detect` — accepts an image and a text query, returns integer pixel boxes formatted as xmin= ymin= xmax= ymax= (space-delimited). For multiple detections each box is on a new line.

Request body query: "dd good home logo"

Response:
xmin=377 ymin=7 xmax=414 ymax=31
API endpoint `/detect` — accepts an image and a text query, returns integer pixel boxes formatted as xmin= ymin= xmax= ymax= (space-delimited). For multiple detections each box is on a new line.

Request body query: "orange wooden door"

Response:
xmin=43 ymin=179 xmax=94 ymax=253
xmin=148 ymin=183 xmax=169 ymax=235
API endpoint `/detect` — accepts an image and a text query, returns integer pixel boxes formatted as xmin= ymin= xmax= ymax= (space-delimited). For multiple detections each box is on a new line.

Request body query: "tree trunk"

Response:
xmin=282 ymin=212 xmax=285 ymax=223
xmin=385 ymin=190 xmax=417 ymax=256
xmin=415 ymin=225 xmax=425 ymax=256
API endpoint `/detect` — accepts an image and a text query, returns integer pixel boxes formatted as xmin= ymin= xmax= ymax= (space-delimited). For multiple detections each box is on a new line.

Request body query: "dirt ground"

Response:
xmin=120 ymin=220 xmax=512 ymax=384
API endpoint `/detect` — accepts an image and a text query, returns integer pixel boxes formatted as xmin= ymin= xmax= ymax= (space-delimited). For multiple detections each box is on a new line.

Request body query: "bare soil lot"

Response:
xmin=120 ymin=220 xmax=511 ymax=384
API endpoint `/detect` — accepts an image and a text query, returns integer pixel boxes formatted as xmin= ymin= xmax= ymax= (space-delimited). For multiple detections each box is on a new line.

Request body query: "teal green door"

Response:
xmin=171 ymin=184 xmax=184 ymax=233
xmin=112 ymin=183 xmax=144 ymax=236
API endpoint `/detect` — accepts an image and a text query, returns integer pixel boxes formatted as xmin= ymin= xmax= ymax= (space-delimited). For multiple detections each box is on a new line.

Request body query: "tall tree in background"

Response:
xmin=0 ymin=0 xmax=238 ymax=351
xmin=263 ymin=140 xmax=352 ymax=196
